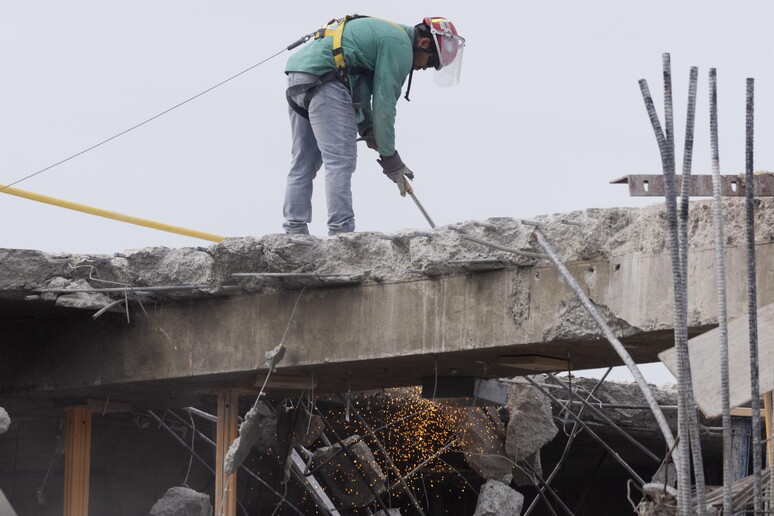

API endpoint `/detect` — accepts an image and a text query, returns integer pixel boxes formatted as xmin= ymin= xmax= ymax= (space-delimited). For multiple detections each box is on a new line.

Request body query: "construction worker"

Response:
xmin=282 ymin=16 xmax=465 ymax=235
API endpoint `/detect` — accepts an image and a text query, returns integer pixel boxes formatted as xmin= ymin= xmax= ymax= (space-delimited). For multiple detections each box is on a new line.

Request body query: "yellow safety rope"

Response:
xmin=0 ymin=184 xmax=226 ymax=243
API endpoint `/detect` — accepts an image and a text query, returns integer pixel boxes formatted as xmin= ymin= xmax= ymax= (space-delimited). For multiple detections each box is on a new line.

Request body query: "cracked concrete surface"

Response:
xmin=2 ymin=198 xmax=772 ymax=331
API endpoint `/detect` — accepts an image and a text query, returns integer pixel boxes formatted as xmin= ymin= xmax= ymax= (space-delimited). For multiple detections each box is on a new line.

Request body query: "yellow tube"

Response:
xmin=0 ymin=184 xmax=226 ymax=243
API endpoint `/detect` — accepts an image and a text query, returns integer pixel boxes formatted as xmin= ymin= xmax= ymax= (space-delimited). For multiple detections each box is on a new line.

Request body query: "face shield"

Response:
xmin=433 ymin=35 xmax=465 ymax=87
xmin=425 ymin=18 xmax=465 ymax=87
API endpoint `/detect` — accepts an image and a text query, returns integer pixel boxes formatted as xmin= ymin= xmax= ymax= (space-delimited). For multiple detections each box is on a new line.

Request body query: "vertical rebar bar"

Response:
xmin=639 ymin=64 xmax=695 ymax=513
xmin=709 ymin=67 xmax=733 ymax=516
xmin=744 ymin=77 xmax=763 ymax=512
xmin=678 ymin=64 xmax=708 ymax=513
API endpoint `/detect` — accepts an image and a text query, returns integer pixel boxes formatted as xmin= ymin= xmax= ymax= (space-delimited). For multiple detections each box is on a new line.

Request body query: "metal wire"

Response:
xmin=2 ymin=48 xmax=289 ymax=191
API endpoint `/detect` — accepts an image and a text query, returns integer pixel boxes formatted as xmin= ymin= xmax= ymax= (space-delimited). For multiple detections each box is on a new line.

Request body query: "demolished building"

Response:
xmin=1 ymin=196 xmax=772 ymax=514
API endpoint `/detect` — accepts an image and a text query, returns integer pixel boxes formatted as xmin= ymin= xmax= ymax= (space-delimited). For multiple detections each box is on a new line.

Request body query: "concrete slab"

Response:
xmin=3 ymin=199 xmax=774 ymax=408
xmin=659 ymin=302 xmax=774 ymax=418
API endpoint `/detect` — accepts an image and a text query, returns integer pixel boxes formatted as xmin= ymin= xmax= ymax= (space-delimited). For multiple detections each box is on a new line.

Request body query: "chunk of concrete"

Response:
xmin=504 ymin=381 xmax=558 ymax=463
xmin=0 ymin=407 xmax=10 ymax=434
xmin=473 ymin=479 xmax=524 ymax=516
xmin=52 ymin=278 xmax=114 ymax=310
xmin=225 ymin=402 xmax=324 ymax=475
xmin=312 ymin=435 xmax=386 ymax=508
xmin=224 ymin=401 xmax=277 ymax=474
xmin=460 ymin=407 xmax=513 ymax=481
xmin=148 ymin=486 xmax=211 ymax=516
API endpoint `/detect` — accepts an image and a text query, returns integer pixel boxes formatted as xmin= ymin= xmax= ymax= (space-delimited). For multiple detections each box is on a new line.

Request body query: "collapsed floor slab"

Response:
xmin=3 ymin=199 xmax=774 ymax=407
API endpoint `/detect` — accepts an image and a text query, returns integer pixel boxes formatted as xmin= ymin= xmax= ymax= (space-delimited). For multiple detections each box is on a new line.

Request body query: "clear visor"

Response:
xmin=434 ymin=43 xmax=464 ymax=87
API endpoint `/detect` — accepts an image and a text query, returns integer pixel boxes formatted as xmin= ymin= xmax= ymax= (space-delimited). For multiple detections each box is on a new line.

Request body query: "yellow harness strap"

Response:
xmin=318 ymin=15 xmax=408 ymax=71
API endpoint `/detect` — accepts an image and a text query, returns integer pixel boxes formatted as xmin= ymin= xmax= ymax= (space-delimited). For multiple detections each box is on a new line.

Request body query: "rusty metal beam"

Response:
xmin=611 ymin=174 xmax=774 ymax=197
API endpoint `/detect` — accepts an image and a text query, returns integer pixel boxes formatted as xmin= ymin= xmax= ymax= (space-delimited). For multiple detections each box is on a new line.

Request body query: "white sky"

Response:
xmin=3 ymin=1 xmax=772 ymax=384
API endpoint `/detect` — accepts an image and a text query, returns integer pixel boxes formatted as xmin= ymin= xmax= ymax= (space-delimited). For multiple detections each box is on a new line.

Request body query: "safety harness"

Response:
xmin=286 ymin=15 xmax=411 ymax=119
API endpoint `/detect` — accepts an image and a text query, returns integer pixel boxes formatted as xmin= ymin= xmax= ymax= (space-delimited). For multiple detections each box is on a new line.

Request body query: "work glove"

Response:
xmin=378 ymin=151 xmax=415 ymax=197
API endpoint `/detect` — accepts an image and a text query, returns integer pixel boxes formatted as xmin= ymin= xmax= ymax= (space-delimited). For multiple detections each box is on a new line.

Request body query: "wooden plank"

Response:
xmin=64 ymin=406 xmax=92 ymax=516
xmin=215 ymin=391 xmax=239 ymax=516
xmin=765 ymin=393 xmax=773 ymax=467
xmin=659 ymin=302 xmax=774 ymax=418
xmin=730 ymin=407 xmax=765 ymax=418
xmin=496 ymin=354 xmax=571 ymax=371
xmin=254 ymin=373 xmax=318 ymax=391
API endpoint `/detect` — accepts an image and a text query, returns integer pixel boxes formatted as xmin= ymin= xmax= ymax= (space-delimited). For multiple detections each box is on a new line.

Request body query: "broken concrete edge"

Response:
xmin=0 ymin=407 xmax=10 ymax=434
xmin=2 ymin=197 xmax=770 ymax=301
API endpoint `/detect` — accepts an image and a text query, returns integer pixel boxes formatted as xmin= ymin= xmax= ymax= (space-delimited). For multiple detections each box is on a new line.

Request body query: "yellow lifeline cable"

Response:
xmin=0 ymin=183 xmax=226 ymax=243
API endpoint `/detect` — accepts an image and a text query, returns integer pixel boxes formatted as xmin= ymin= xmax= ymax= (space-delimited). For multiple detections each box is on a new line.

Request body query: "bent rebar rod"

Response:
xmin=709 ymin=67 xmax=733 ymax=516
xmin=524 ymin=368 xmax=614 ymax=516
xmin=546 ymin=373 xmax=661 ymax=463
xmin=524 ymin=376 xmax=646 ymax=486
xmin=532 ymin=229 xmax=676 ymax=451
xmin=744 ymin=77 xmax=763 ymax=512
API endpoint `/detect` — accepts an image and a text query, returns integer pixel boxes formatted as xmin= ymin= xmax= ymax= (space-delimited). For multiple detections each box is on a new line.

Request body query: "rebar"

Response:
xmin=312 ymin=406 xmax=392 ymax=514
xmin=745 ymin=77 xmax=763 ymax=512
xmin=350 ymin=406 xmax=425 ymax=515
xmin=533 ymin=229 xmax=676 ymax=451
xmin=678 ymin=63 xmax=708 ymax=513
xmin=448 ymin=227 xmax=548 ymax=259
xmin=708 ymin=67 xmax=734 ymax=516
xmin=162 ymin=410 xmax=307 ymax=516
xmin=524 ymin=368 xmax=614 ymax=516
xmin=524 ymin=376 xmax=646 ymax=485
xmin=546 ymin=373 xmax=661 ymax=463
xmin=386 ymin=438 xmax=460 ymax=491
xmin=34 ymin=284 xmax=207 ymax=293
xmin=639 ymin=59 xmax=702 ymax=513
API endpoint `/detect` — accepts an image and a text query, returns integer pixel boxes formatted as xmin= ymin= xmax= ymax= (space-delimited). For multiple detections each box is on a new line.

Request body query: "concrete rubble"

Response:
xmin=505 ymin=380 xmax=559 ymax=464
xmin=473 ymin=479 xmax=525 ymax=516
xmin=461 ymin=407 xmax=513 ymax=482
xmin=0 ymin=408 xmax=9 ymax=434
xmin=311 ymin=434 xmax=387 ymax=508
xmin=224 ymin=402 xmax=323 ymax=475
xmin=148 ymin=486 xmax=212 ymax=516
xmin=0 ymin=197 xmax=755 ymax=514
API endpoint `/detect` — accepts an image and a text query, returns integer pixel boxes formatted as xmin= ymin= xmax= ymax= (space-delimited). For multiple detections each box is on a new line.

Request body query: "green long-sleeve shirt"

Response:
xmin=285 ymin=17 xmax=415 ymax=157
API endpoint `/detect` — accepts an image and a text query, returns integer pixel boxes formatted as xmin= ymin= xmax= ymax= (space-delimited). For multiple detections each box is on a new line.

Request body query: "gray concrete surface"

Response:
xmin=2 ymin=199 xmax=774 ymax=406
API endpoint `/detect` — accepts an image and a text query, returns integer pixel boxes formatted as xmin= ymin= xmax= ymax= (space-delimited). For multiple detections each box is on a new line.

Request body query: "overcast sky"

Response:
xmin=3 ymin=1 xmax=772 ymax=383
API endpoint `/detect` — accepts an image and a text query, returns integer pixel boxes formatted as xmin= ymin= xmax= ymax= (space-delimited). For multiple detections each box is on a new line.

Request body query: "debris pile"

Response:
xmin=148 ymin=486 xmax=211 ymax=516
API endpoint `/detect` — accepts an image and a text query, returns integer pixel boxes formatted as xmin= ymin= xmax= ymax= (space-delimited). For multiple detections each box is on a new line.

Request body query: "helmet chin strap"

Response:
xmin=405 ymin=46 xmax=435 ymax=101
xmin=404 ymin=68 xmax=413 ymax=101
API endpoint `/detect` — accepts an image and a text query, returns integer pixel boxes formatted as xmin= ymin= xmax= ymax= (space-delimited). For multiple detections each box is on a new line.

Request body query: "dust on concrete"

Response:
xmin=3 ymin=198 xmax=772 ymax=313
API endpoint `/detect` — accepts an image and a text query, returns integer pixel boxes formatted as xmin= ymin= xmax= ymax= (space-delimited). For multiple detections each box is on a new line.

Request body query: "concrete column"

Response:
xmin=215 ymin=391 xmax=239 ymax=516
xmin=64 ymin=406 xmax=92 ymax=516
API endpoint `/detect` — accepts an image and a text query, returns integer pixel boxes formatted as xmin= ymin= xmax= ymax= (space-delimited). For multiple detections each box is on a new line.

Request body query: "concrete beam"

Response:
xmin=3 ymin=239 xmax=774 ymax=405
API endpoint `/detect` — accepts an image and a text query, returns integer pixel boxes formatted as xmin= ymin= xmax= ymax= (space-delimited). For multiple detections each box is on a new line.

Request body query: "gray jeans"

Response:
xmin=283 ymin=72 xmax=357 ymax=235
